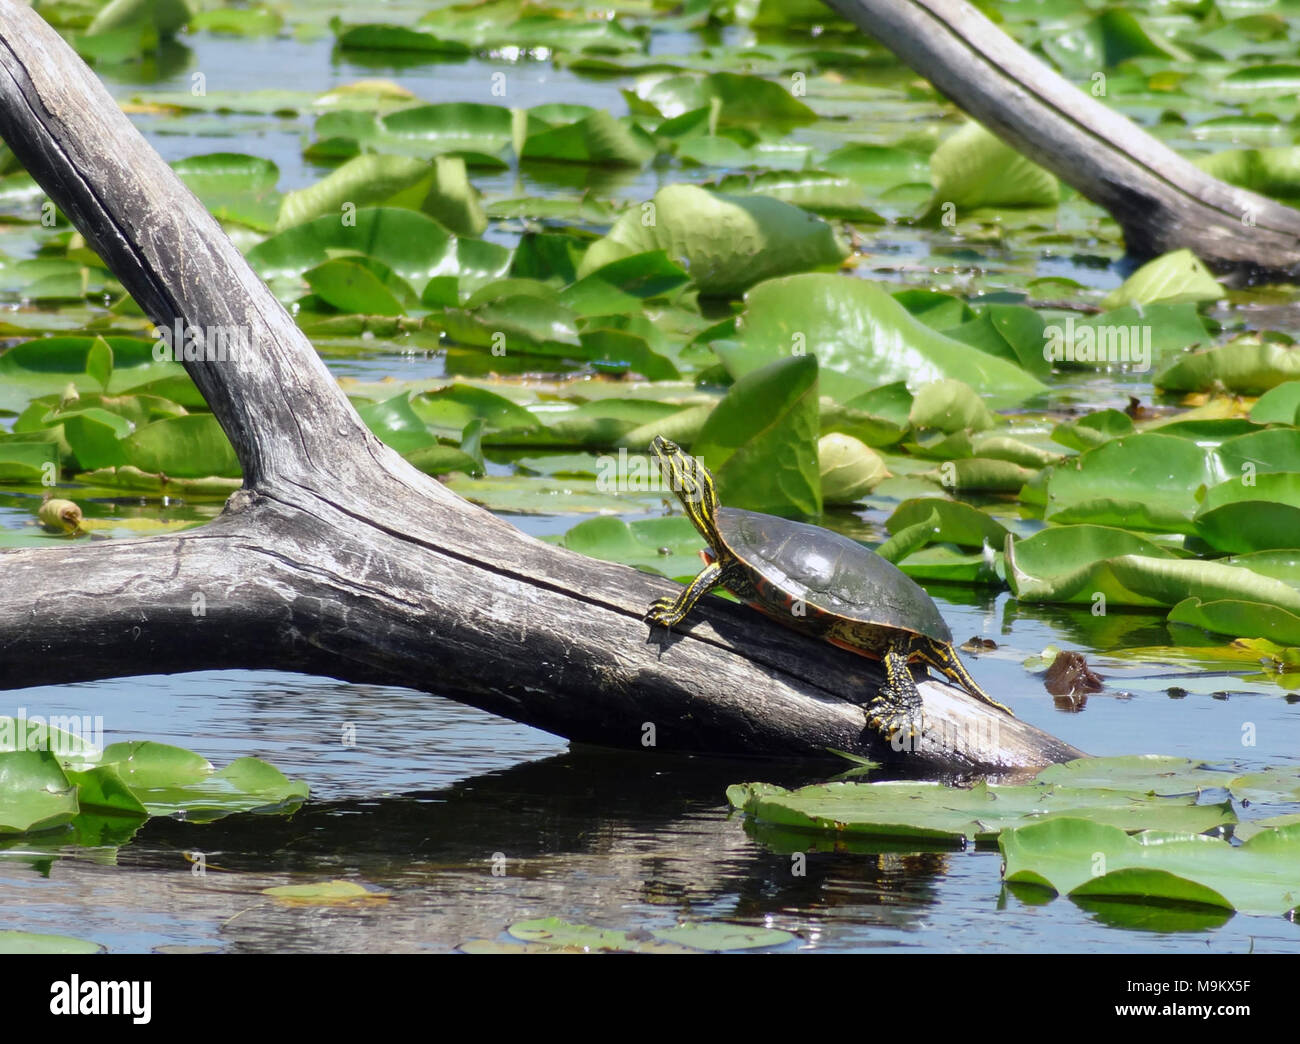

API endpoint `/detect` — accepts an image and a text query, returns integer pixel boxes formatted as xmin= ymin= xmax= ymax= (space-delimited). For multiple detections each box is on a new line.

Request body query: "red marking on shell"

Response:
xmin=827 ymin=635 xmax=882 ymax=662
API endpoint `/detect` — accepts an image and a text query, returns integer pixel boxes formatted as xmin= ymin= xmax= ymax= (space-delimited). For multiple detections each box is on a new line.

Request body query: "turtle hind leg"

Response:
xmin=645 ymin=559 xmax=725 ymax=629
xmin=921 ymin=639 xmax=1015 ymax=717
xmin=864 ymin=639 xmax=924 ymax=742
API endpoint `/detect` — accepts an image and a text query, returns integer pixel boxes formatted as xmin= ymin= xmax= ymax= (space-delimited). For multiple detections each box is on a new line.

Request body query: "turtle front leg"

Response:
xmin=864 ymin=638 xmax=924 ymax=742
xmin=645 ymin=559 xmax=725 ymax=629
xmin=920 ymin=638 xmax=1015 ymax=717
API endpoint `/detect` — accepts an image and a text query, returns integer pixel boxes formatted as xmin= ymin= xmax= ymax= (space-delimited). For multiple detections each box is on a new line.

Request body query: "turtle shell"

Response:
xmin=715 ymin=507 xmax=952 ymax=644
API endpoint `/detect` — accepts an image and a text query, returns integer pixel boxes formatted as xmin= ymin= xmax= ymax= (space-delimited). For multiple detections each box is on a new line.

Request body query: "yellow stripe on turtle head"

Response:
xmin=650 ymin=436 xmax=723 ymax=550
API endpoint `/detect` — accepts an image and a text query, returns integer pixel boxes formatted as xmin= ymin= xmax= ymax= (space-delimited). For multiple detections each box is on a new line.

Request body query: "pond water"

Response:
xmin=2 ymin=13 xmax=1299 ymax=953
xmin=5 ymin=597 xmax=1297 ymax=953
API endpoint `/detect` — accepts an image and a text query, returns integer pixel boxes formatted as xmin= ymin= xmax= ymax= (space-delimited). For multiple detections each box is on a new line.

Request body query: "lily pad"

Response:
xmin=576 ymin=185 xmax=847 ymax=296
xmin=715 ymin=274 xmax=1047 ymax=406
xmin=1000 ymin=818 xmax=1300 ymax=916
xmin=727 ymin=778 xmax=1235 ymax=846
xmin=1100 ymin=249 xmax=1225 ymax=309
xmin=264 ymin=880 xmax=387 ymax=906
xmin=0 ymin=750 xmax=79 ymax=835
xmin=0 ymin=931 xmax=104 ymax=955
xmin=691 ymin=354 xmax=821 ymax=517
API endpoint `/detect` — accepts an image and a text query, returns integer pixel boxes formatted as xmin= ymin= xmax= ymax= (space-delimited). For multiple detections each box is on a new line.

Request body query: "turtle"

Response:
xmin=643 ymin=436 xmax=1014 ymax=740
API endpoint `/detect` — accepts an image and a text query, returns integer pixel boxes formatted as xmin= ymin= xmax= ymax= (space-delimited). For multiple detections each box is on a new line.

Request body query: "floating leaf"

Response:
xmin=691 ymin=354 xmax=821 ymax=517
xmin=635 ymin=72 xmax=817 ymax=132
xmin=1194 ymin=472 xmax=1300 ymax=552
xmin=576 ymin=185 xmax=847 ymax=296
xmin=927 ymin=121 xmax=1059 ymax=213
xmin=1042 ymin=434 xmax=1219 ymax=531
xmin=1101 ymin=249 xmax=1226 ymax=309
xmin=715 ymin=274 xmax=1046 ymax=406
xmin=0 ymin=750 xmax=78 ymax=835
xmin=727 ymin=778 xmax=1235 ymax=846
xmin=1156 ymin=337 xmax=1300 ymax=395
xmin=818 ymin=433 xmax=887 ymax=505
xmin=1000 ymin=818 xmax=1300 ymax=916
xmin=0 ymin=931 xmax=104 ymax=955
xmin=264 ymin=880 xmax=387 ymax=906
xmin=554 ymin=515 xmax=705 ymax=579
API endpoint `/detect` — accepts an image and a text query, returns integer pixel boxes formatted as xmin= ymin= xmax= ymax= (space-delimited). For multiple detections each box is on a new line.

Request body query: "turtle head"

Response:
xmin=650 ymin=436 xmax=722 ymax=545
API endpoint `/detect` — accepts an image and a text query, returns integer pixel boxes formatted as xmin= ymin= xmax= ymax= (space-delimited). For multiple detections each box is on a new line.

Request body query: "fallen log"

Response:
xmin=825 ymin=0 xmax=1300 ymax=280
xmin=0 ymin=0 xmax=1083 ymax=772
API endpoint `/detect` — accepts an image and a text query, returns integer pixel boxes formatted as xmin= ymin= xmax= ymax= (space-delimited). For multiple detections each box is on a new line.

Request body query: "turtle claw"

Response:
xmin=645 ymin=596 xmax=683 ymax=629
xmin=864 ymin=692 xmax=923 ymax=744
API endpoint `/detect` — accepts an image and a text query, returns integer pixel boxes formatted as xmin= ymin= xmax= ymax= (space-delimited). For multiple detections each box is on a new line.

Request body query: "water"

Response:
xmin=2 ymin=19 xmax=1298 ymax=954
xmin=4 ymin=594 xmax=1297 ymax=953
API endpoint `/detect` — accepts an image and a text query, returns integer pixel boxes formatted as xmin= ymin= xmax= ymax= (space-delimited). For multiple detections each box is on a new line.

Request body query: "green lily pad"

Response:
xmin=1035 ymin=755 xmax=1234 ymax=795
xmin=927 ymin=121 xmax=1059 ymax=213
xmin=247 ymin=206 xmax=509 ymax=297
xmin=1101 ymin=249 xmax=1225 ymax=309
xmin=691 ymin=353 xmax=821 ymax=517
xmin=553 ymin=515 xmax=704 ymax=579
xmin=125 ymin=756 xmax=308 ymax=822
xmin=0 ymin=336 xmax=183 ymax=414
xmin=0 ymin=931 xmax=104 ymax=955
xmin=1251 ymin=381 xmax=1300 ymax=425
xmin=884 ymin=497 xmax=1009 ymax=553
xmin=715 ymin=273 xmax=1047 ymax=406
xmin=634 ymin=72 xmax=817 ymax=133
xmin=173 ymin=152 xmax=281 ymax=231
xmin=1169 ymin=596 xmax=1300 ymax=645
xmin=727 ymin=779 xmax=1235 ymax=846
xmin=1156 ymin=337 xmax=1300 ymax=395
xmin=1194 ymin=471 xmax=1300 ymax=552
xmin=908 ymin=379 xmax=997 ymax=433
xmin=122 ymin=413 xmax=240 ymax=478
xmin=0 ymin=750 xmax=79 ymax=835
xmin=576 ymin=185 xmax=847 ymax=296
xmin=1000 ymin=818 xmax=1300 ymax=916
xmin=1042 ymin=433 xmax=1218 ymax=531
xmin=1195 ymin=146 xmax=1300 ymax=206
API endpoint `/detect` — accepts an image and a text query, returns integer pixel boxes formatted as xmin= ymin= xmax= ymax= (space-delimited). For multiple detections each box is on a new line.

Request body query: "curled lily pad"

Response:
xmin=926 ymin=121 xmax=1059 ymax=213
xmin=576 ymin=185 xmax=847 ymax=296
xmin=1251 ymin=381 xmax=1300 ymax=425
xmin=908 ymin=379 xmax=997 ymax=433
xmin=1156 ymin=337 xmax=1300 ymax=395
xmin=884 ymin=498 xmax=1009 ymax=553
xmin=1194 ymin=472 xmax=1300 ymax=552
xmin=1169 ymin=596 xmax=1300 ymax=645
xmin=632 ymin=72 xmax=816 ymax=132
xmin=1000 ymin=818 xmax=1300 ymax=916
xmin=715 ymin=274 xmax=1047 ymax=406
xmin=1100 ymin=249 xmax=1225 ymax=309
xmin=818 ymin=433 xmax=887 ymax=505
xmin=691 ymin=354 xmax=821 ymax=517
xmin=1042 ymin=433 xmax=1219 ymax=531
xmin=0 ymin=750 xmax=78 ymax=835
xmin=727 ymin=779 xmax=1235 ymax=846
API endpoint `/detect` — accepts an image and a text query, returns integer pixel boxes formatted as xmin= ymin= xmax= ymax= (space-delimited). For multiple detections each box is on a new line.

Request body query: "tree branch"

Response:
xmin=825 ymin=0 xmax=1300 ymax=279
xmin=0 ymin=0 xmax=1083 ymax=771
